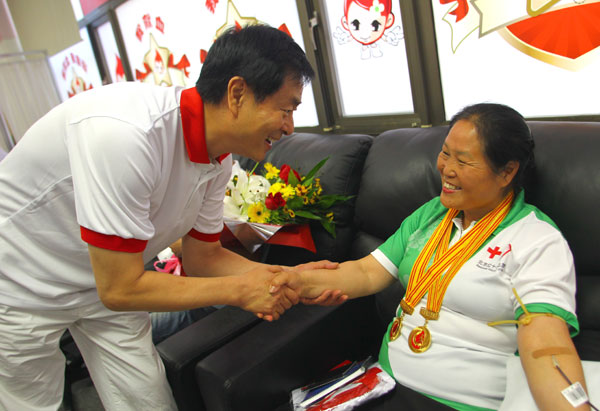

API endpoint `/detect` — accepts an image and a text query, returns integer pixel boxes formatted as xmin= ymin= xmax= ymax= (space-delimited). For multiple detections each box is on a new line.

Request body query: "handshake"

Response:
xmin=239 ymin=260 xmax=348 ymax=322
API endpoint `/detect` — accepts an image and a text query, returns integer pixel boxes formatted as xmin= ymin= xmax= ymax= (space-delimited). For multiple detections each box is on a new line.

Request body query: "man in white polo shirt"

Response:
xmin=0 ymin=25 xmax=315 ymax=410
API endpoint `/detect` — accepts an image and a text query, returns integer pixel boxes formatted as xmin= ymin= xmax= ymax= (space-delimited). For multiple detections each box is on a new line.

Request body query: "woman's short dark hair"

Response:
xmin=196 ymin=24 xmax=315 ymax=104
xmin=449 ymin=103 xmax=535 ymax=192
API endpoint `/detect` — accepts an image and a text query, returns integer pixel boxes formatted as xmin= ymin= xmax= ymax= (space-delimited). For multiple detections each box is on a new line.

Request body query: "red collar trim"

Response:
xmin=181 ymin=88 xmax=210 ymax=164
xmin=180 ymin=88 xmax=231 ymax=164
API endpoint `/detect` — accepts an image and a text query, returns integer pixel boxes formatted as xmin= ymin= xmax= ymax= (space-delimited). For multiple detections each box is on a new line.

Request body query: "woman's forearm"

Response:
xmin=300 ymin=255 xmax=395 ymax=299
xmin=518 ymin=316 xmax=590 ymax=411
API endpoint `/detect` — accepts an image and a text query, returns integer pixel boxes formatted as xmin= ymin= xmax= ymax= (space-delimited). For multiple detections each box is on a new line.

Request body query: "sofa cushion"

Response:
xmin=353 ymin=127 xmax=446 ymax=249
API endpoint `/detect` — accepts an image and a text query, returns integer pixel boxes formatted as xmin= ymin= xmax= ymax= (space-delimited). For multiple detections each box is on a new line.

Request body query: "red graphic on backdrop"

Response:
xmin=115 ymin=55 xmax=125 ymax=82
xmin=60 ymin=51 xmax=94 ymax=98
xmin=505 ymin=3 xmax=600 ymax=61
xmin=439 ymin=1 xmax=600 ymax=70
xmin=61 ymin=53 xmax=88 ymax=80
xmin=155 ymin=17 xmax=165 ymax=33
xmin=206 ymin=0 xmax=219 ymax=13
xmin=439 ymin=0 xmax=469 ymax=22
xmin=133 ymin=14 xmax=190 ymax=86
xmin=67 ymin=73 xmax=93 ymax=98
xmin=199 ymin=1 xmax=293 ymax=65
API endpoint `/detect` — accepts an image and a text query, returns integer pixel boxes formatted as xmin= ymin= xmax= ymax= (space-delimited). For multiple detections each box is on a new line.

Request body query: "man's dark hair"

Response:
xmin=196 ymin=24 xmax=315 ymax=104
xmin=449 ymin=103 xmax=535 ymax=193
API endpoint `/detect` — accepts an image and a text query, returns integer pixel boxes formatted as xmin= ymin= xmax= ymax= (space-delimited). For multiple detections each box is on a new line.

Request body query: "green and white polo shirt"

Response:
xmin=371 ymin=191 xmax=578 ymax=410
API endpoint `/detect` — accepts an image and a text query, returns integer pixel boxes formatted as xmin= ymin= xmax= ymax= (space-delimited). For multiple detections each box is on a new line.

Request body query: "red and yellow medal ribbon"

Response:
xmin=404 ymin=191 xmax=513 ymax=315
xmin=389 ymin=192 xmax=514 ymax=349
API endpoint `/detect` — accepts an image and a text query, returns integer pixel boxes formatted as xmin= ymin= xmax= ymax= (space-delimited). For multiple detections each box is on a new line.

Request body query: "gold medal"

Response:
xmin=389 ymin=315 xmax=403 ymax=341
xmin=395 ymin=193 xmax=514 ymax=354
xmin=408 ymin=323 xmax=431 ymax=353
xmin=390 ymin=300 xmax=413 ymax=342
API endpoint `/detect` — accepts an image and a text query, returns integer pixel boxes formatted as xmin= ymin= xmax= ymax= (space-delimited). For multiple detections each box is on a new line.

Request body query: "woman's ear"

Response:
xmin=501 ymin=160 xmax=520 ymax=187
xmin=227 ymin=76 xmax=247 ymax=117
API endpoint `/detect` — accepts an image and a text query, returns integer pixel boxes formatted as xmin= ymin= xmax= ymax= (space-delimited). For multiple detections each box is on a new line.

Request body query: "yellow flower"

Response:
xmin=295 ymin=184 xmax=308 ymax=196
xmin=264 ymin=163 xmax=280 ymax=180
xmin=282 ymin=185 xmax=296 ymax=199
xmin=315 ymin=179 xmax=323 ymax=195
xmin=287 ymin=208 xmax=296 ymax=218
xmin=247 ymin=203 xmax=270 ymax=223
xmin=269 ymin=182 xmax=295 ymax=199
xmin=326 ymin=212 xmax=334 ymax=222
xmin=268 ymin=182 xmax=283 ymax=196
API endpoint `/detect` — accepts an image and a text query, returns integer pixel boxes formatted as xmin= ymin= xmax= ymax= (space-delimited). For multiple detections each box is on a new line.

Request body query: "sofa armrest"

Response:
xmin=157 ymin=306 xmax=261 ymax=411
xmin=195 ymin=297 xmax=380 ymax=411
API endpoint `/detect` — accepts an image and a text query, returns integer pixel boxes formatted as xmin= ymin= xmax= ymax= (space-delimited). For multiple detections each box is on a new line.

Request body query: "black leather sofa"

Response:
xmin=158 ymin=122 xmax=600 ymax=410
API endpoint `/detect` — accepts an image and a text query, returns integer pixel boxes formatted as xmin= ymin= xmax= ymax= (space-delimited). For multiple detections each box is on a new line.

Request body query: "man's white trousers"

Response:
xmin=0 ymin=301 xmax=177 ymax=410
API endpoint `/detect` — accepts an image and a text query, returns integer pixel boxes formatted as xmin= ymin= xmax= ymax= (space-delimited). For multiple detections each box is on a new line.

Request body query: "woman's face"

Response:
xmin=436 ymin=120 xmax=515 ymax=226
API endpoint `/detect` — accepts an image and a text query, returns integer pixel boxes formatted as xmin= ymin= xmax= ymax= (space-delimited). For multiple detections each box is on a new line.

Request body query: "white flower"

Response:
xmin=223 ymin=161 xmax=270 ymax=220
xmin=223 ymin=196 xmax=247 ymax=221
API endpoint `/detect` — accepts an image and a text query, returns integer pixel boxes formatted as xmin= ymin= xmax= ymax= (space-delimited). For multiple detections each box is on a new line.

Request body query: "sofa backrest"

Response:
xmin=350 ymin=126 xmax=446 ymax=330
xmin=236 ymin=132 xmax=373 ymax=265
xmin=525 ymin=122 xmax=600 ymax=359
xmin=351 ymin=122 xmax=600 ymax=359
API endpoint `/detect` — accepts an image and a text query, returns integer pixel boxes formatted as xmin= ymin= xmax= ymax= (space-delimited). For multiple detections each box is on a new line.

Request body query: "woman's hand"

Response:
xmin=300 ymin=289 xmax=348 ymax=306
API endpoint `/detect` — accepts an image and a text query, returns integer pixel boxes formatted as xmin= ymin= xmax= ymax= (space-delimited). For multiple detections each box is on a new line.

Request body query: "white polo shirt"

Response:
xmin=0 ymin=82 xmax=231 ymax=309
xmin=372 ymin=192 xmax=578 ymax=410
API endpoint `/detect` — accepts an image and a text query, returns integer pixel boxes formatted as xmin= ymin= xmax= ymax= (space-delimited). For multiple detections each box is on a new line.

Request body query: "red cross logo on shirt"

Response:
xmin=487 ymin=246 xmax=502 ymax=259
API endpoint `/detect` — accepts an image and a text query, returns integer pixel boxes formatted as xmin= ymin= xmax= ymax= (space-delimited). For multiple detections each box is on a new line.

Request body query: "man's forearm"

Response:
xmin=182 ymin=242 xmax=264 ymax=278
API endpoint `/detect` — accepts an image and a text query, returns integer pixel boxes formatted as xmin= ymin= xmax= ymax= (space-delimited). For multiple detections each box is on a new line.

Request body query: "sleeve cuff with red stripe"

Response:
xmin=188 ymin=228 xmax=222 ymax=242
xmin=80 ymin=226 xmax=148 ymax=253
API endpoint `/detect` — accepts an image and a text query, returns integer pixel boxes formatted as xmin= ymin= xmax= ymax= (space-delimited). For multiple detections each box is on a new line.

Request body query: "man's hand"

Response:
xmin=239 ymin=265 xmax=299 ymax=321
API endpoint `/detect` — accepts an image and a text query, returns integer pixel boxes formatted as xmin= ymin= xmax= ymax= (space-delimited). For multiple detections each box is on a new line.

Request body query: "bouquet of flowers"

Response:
xmin=223 ymin=158 xmax=352 ymax=238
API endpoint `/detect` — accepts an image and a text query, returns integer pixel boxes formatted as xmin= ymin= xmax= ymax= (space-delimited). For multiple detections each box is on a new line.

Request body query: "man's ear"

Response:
xmin=227 ymin=76 xmax=247 ymax=117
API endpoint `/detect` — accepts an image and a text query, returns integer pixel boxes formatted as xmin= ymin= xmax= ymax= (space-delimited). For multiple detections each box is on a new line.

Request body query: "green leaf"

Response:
xmin=302 ymin=157 xmax=329 ymax=185
xmin=320 ymin=219 xmax=336 ymax=238
xmin=287 ymin=170 xmax=300 ymax=186
xmin=286 ymin=197 xmax=304 ymax=209
xmin=316 ymin=194 xmax=353 ymax=209
xmin=294 ymin=210 xmax=322 ymax=220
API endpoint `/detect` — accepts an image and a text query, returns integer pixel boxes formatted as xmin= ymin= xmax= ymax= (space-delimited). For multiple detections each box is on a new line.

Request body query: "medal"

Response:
xmin=389 ymin=300 xmax=414 ymax=341
xmin=390 ymin=193 xmax=513 ymax=353
xmin=408 ymin=322 xmax=431 ymax=353
xmin=389 ymin=314 xmax=404 ymax=341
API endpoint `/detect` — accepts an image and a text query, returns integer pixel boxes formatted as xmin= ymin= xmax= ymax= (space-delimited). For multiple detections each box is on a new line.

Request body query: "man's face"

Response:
xmin=235 ymin=76 xmax=304 ymax=161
